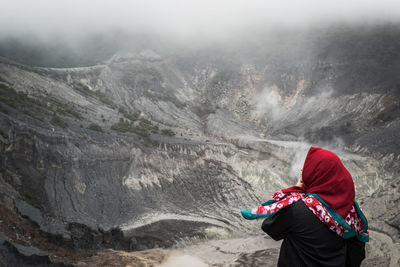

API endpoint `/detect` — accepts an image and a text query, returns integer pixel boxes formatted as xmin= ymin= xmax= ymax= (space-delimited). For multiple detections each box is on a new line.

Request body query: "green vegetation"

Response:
xmin=55 ymin=105 xmax=83 ymax=120
xmin=94 ymin=91 xmax=118 ymax=109
xmin=162 ymin=91 xmax=186 ymax=109
xmin=111 ymin=119 xmax=150 ymax=137
xmin=0 ymin=83 xmax=40 ymax=110
xmin=111 ymin=116 xmax=176 ymax=138
xmin=73 ymin=82 xmax=117 ymax=109
xmin=110 ymin=117 xmax=159 ymax=137
xmin=87 ymin=123 xmax=104 ymax=133
xmin=124 ymin=112 xmax=139 ymax=121
xmin=51 ymin=114 xmax=68 ymax=129
xmin=73 ymin=82 xmax=92 ymax=96
xmin=161 ymin=129 xmax=175 ymax=136
xmin=0 ymin=83 xmax=83 ymax=128
xmin=139 ymin=118 xmax=159 ymax=134
xmin=117 ymin=106 xmax=140 ymax=121
xmin=34 ymin=94 xmax=82 ymax=120
xmin=0 ymin=83 xmax=48 ymax=119
xmin=42 ymin=96 xmax=83 ymax=120
xmin=22 ymin=109 xmax=44 ymax=121
xmin=144 ymin=88 xmax=186 ymax=109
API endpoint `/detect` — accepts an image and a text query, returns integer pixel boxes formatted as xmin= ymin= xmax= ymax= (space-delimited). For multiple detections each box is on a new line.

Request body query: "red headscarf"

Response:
xmin=301 ymin=146 xmax=355 ymax=218
xmin=280 ymin=147 xmax=355 ymax=218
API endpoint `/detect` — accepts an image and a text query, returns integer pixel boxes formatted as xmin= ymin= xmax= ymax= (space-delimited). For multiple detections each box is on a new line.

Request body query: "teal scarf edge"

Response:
xmin=240 ymin=194 xmax=369 ymax=242
xmin=307 ymin=193 xmax=369 ymax=242
xmin=240 ymin=199 xmax=278 ymax=220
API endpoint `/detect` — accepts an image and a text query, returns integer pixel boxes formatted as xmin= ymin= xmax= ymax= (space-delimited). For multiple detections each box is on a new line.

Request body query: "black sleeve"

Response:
xmin=261 ymin=205 xmax=293 ymax=241
xmin=345 ymin=237 xmax=366 ymax=267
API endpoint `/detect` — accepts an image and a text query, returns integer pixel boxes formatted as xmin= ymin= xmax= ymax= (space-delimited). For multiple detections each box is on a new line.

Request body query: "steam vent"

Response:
xmin=1 ymin=1 xmax=400 ymax=266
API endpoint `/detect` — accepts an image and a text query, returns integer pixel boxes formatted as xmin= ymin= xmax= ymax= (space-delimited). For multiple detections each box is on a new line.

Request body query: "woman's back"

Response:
xmin=262 ymin=200 xmax=346 ymax=267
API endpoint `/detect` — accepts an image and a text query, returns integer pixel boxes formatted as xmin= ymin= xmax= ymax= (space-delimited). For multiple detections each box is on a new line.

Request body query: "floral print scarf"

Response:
xmin=241 ymin=189 xmax=369 ymax=241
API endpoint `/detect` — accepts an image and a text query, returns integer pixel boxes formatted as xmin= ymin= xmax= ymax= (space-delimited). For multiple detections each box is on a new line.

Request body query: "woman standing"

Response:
xmin=241 ymin=147 xmax=368 ymax=267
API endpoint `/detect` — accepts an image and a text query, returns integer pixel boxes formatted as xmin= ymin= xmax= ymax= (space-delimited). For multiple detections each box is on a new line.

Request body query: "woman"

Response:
xmin=241 ymin=147 xmax=368 ymax=267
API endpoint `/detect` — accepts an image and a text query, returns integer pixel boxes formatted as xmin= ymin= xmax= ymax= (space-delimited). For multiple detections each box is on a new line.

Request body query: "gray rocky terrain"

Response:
xmin=0 ymin=25 xmax=399 ymax=266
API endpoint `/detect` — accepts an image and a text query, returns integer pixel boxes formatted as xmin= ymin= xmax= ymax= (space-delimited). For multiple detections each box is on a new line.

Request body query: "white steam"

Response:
xmin=252 ymin=85 xmax=287 ymax=122
xmin=158 ymin=253 xmax=208 ymax=267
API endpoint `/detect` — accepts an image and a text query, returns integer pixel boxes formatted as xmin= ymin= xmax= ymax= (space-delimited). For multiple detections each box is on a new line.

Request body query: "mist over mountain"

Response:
xmin=1 ymin=1 xmax=400 ymax=266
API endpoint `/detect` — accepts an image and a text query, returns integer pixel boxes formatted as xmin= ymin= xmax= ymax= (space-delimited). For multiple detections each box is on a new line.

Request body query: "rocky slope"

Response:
xmin=0 ymin=25 xmax=399 ymax=266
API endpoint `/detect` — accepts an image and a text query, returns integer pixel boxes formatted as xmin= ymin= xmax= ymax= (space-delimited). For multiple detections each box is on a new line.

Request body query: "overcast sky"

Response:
xmin=1 ymin=0 xmax=400 ymax=41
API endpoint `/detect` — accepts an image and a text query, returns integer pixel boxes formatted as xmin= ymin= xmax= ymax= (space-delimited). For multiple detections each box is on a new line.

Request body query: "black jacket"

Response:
xmin=261 ymin=200 xmax=365 ymax=267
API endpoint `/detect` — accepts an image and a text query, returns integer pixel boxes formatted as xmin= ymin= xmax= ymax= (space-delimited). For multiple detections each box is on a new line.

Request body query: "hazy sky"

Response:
xmin=1 ymin=0 xmax=400 ymax=40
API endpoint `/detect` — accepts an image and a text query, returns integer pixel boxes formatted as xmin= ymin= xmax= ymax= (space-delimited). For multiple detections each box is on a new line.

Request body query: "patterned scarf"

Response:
xmin=241 ymin=147 xmax=369 ymax=242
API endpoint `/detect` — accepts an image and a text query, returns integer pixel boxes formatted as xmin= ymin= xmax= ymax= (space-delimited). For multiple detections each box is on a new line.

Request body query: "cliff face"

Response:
xmin=0 ymin=25 xmax=399 ymax=266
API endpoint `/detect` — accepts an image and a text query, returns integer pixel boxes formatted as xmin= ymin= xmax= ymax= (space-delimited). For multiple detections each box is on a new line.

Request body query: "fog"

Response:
xmin=2 ymin=0 xmax=400 ymax=67
xmin=2 ymin=0 xmax=400 ymax=42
